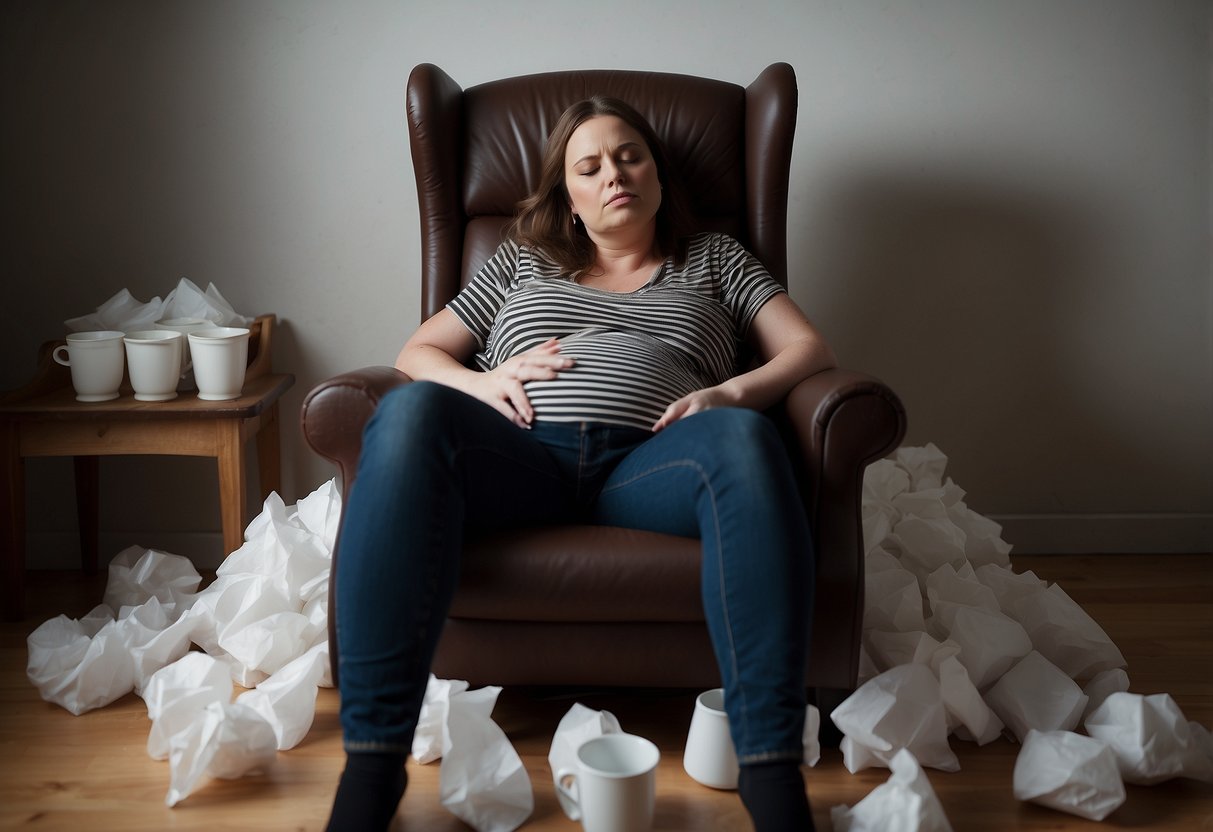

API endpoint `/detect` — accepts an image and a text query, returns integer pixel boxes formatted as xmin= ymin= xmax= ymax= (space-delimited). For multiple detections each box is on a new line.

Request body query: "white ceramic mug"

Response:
xmin=556 ymin=733 xmax=659 ymax=832
xmin=188 ymin=327 xmax=250 ymax=401
xmin=155 ymin=317 xmax=211 ymax=388
xmin=124 ymin=330 xmax=186 ymax=402
xmin=52 ymin=331 xmax=126 ymax=402
xmin=683 ymin=688 xmax=739 ymax=790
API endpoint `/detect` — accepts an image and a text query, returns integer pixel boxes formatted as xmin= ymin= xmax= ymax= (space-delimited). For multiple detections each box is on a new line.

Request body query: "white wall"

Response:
xmin=2 ymin=0 xmax=1209 ymax=567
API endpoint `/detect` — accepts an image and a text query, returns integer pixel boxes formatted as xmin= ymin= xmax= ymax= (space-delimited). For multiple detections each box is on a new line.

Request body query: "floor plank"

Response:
xmin=1 ymin=555 xmax=1210 ymax=830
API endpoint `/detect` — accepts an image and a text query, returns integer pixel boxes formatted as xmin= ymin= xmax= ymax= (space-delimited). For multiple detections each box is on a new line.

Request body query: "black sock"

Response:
xmin=325 ymin=751 xmax=408 ymax=832
xmin=738 ymin=761 xmax=815 ymax=832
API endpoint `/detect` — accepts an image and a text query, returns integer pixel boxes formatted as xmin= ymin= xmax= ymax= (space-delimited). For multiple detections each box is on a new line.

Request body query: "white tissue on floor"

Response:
xmin=1084 ymin=692 xmax=1213 ymax=785
xmin=27 ymin=482 xmax=342 ymax=807
xmin=830 ymin=748 xmax=954 ymax=831
xmin=436 ymin=684 xmax=534 ymax=832
xmin=1012 ymin=729 xmax=1125 ymax=821
xmin=1081 ymin=668 xmax=1131 ymax=722
xmin=984 ymin=651 xmax=1088 ymax=742
xmin=165 ymin=700 xmax=278 ymax=807
xmin=1001 ymin=583 xmax=1126 ymax=679
xmin=144 ymin=652 xmax=233 ymax=760
xmin=831 ymin=663 xmax=959 ymax=774
xmin=548 ymin=702 xmax=623 ymax=787
xmin=410 ymin=674 xmax=533 ymax=831
xmin=235 ymin=642 xmax=328 ymax=751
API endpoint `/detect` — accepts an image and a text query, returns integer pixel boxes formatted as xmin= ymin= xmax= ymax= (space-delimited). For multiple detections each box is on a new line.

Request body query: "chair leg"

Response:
xmin=73 ymin=456 xmax=100 ymax=574
xmin=2 ymin=421 xmax=25 ymax=620
xmin=813 ymin=687 xmax=851 ymax=749
xmin=254 ymin=403 xmax=282 ymax=502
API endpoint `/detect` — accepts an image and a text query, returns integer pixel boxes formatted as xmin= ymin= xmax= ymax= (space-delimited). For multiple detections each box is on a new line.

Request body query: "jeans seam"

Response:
xmin=600 ymin=458 xmax=748 ymax=747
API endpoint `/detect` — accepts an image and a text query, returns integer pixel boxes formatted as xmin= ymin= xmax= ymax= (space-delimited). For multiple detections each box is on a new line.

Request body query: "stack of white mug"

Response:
xmin=54 ymin=318 xmax=250 ymax=403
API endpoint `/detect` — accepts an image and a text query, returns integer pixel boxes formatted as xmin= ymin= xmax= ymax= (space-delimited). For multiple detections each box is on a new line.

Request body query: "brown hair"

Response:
xmin=508 ymin=95 xmax=695 ymax=275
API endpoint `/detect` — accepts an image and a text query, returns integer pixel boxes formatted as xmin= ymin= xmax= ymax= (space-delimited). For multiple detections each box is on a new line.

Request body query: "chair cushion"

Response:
xmin=451 ymin=525 xmax=704 ymax=623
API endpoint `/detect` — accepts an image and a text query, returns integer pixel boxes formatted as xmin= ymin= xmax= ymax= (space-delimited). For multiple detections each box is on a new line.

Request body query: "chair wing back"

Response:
xmin=407 ymin=63 xmax=797 ymax=320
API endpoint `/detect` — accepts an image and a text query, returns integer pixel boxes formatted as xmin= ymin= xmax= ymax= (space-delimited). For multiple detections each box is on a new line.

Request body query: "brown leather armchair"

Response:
xmin=300 ymin=63 xmax=906 ymax=715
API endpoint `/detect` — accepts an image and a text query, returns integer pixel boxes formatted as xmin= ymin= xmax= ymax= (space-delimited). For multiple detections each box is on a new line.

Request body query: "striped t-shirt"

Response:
xmin=447 ymin=232 xmax=785 ymax=429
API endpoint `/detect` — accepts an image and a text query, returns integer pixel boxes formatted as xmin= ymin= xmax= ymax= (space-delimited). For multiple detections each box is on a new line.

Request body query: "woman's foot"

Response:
xmin=738 ymin=760 xmax=815 ymax=831
xmin=325 ymin=751 xmax=409 ymax=831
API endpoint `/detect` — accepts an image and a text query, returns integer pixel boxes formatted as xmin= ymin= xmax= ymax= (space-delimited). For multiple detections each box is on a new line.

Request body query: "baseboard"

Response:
xmin=992 ymin=514 xmax=1213 ymax=555
xmin=24 ymin=531 xmax=228 ymax=572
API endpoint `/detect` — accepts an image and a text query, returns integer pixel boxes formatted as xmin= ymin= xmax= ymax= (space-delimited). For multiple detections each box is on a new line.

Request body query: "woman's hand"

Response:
xmin=651 ymin=385 xmax=737 ymax=432
xmin=467 ymin=338 xmax=574 ymax=428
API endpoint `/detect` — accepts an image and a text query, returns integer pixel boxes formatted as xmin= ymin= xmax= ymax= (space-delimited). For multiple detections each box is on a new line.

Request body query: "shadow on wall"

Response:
xmin=809 ymin=168 xmax=1158 ymax=516
xmin=271 ymin=314 xmax=338 ymax=500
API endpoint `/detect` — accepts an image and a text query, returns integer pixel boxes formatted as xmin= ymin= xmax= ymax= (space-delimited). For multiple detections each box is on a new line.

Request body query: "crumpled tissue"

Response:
xmin=863 ymin=566 xmax=926 ymax=634
xmin=26 ymin=595 xmax=198 ymax=714
xmin=65 ymin=278 xmax=251 ymax=332
xmin=831 ymin=748 xmax=954 ymax=832
xmin=144 ymin=652 xmax=233 ymax=760
xmin=971 ymin=563 xmax=1046 ymax=609
xmin=1084 ymin=692 xmax=1213 ymax=785
xmin=935 ymin=655 xmax=1003 ymax=746
xmin=803 ymin=703 xmax=822 ymax=766
xmin=548 ymin=703 xmax=623 ymax=787
xmin=925 ymin=562 xmax=999 ymax=615
xmin=105 ymin=545 xmax=202 ymax=611
xmin=984 ymin=651 xmax=1088 ymax=742
xmin=26 ymin=607 xmax=141 ymax=716
xmin=1012 ymin=729 xmax=1125 ymax=821
xmin=166 ymin=700 xmax=278 ymax=808
xmin=831 ymin=663 xmax=959 ymax=773
xmin=927 ymin=604 xmax=1033 ymax=690
xmin=143 ymin=652 xmax=279 ymax=807
xmin=1001 ymin=583 xmax=1126 ymax=680
xmin=1081 ymin=668 xmax=1130 ymax=722
xmin=235 ymin=642 xmax=328 ymax=750
xmin=411 ymin=674 xmax=533 ymax=832
xmin=864 ymin=630 xmax=955 ymax=675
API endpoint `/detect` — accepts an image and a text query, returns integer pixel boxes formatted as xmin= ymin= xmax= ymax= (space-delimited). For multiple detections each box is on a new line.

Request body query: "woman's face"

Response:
xmin=563 ymin=115 xmax=662 ymax=239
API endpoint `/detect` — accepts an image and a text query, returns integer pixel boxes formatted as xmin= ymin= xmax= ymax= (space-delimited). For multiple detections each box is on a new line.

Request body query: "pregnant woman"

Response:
xmin=326 ymin=94 xmax=837 ymax=832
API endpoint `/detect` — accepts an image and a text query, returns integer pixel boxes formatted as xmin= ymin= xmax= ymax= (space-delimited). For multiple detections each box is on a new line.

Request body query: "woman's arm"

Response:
xmin=397 ymin=308 xmax=573 ymax=429
xmin=652 ymin=293 xmax=837 ymax=431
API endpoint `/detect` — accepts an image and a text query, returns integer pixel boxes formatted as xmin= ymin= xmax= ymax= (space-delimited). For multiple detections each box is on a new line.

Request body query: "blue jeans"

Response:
xmin=335 ymin=381 xmax=814 ymax=764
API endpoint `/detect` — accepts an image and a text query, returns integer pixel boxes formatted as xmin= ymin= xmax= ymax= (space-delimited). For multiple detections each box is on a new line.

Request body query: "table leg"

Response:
xmin=73 ymin=456 xmax=100 ymax=574
xmin=216 ymin=421 xmax=248 ymax=559
xmin=255 ymin=402 xmax=282 ymax=502
xmin=2 ymin=421 xmax=25 ymax=621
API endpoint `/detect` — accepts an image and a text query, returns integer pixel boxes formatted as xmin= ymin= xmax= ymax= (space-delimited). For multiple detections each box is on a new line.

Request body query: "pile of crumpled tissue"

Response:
xmin=829 ymin=443 xmax=1213 ymax=829
xmin=26 ymin=444 xmax=1213 ymax=829
xmin=26 ymin=479 xmax=538 ymax=829
xmin=28 ymin=482 xmax=340 ymax=806
xmin=64 ymin=278 xmax=251 ymax=332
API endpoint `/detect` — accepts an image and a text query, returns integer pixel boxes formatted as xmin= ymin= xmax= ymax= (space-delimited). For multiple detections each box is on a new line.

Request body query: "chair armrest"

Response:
xmin=774 ymin=367 xmax=907 ymax=689
xmin=300 ymin=366 xmax=412 ymax=487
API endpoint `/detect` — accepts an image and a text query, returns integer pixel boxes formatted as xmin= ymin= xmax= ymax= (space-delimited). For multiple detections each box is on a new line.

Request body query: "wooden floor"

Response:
xmin=1 ymin=554 xmax=1211 ymax=830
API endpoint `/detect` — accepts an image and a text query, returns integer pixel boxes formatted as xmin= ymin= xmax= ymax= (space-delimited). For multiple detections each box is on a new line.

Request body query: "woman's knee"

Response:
xmin=363 ymin=381 xmax=461 ymax=455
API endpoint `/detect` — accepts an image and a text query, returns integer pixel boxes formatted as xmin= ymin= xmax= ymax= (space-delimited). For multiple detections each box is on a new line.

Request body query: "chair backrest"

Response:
xmin=406 ymin=63 xmax=798 ymax=321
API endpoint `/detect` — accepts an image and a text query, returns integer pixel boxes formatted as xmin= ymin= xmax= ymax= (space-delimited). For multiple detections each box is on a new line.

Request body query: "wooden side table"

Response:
xmin=1 ymin=314 xmax=294 ymax=621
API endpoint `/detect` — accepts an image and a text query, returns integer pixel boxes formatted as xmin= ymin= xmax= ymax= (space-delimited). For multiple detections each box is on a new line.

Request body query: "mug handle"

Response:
xmin=553 ymin=768 xmax=581 ymax=821
xmin=53 ymin=345 xmax=71 ymax=367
